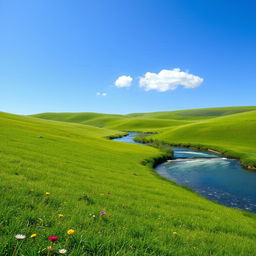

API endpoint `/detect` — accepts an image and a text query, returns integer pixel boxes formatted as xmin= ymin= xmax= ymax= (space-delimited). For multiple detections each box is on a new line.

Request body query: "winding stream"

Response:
xmin=113 ymin=133 xmax=256 ymax=213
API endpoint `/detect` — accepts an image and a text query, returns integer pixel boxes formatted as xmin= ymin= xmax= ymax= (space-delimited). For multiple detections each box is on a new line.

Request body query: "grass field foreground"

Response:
xmin=0 ymin=109 xmax=256 ymax=255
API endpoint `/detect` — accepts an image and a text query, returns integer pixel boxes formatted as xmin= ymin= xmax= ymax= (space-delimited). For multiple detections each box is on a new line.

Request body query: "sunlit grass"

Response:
xmin=1 ymin=110 xmax=256 ymax=255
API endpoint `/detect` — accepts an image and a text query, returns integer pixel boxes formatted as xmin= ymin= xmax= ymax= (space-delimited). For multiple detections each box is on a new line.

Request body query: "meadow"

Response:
xmin=0 ymin=106 xmax=256 ymax=255
xmin=34 ymin=106 xmax=256 ymax=168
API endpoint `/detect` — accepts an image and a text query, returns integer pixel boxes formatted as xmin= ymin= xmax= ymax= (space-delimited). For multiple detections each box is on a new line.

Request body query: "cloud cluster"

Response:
xmin=96 ymin=92 xmax=107 ymax=96
xmin=114 ymin=75 xmax=133 ymax=88
xmin=139 ymin=68 xmax=203 ymax=92
xmin=114 ymin=68 xmax=203 ymax=92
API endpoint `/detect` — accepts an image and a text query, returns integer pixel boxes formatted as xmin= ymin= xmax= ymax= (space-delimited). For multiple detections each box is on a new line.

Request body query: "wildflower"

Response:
xmin=47 ymin=246 xmax=54 ymax=253
xmin=59 ymin=249 xmax=67 ymax=254
xmin=48 ymin=236 xmax=58 ymax=242
xmin=172 ymin=232 xmax=178 ymax=237
xmin=45 ymin=192 xmax=50 ymax=195
xmin=108 ymin=214 xmax=112 ymax=217
xmin=15 ymin=234 xmax=26 ymax=240
xmin=67 ymin=229 xmax=75 ymax=235
xmin=92 ymin=214 xmax=96 ymax=218
xmin=100 ymin=211 xmax=106 ymax=215
xmin=30 ymin=233 xmax=37 ymax=238
xmin=58 ymin=214 xmax=64 ymax=217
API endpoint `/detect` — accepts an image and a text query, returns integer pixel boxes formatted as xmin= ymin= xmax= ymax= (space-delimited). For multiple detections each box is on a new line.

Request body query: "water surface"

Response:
xmin=113 ymin=133 xmax=256 ymax=213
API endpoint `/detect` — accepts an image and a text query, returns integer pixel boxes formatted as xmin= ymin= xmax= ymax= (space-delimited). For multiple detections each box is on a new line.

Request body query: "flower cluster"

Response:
xmin=14 ymin=228 xmax=75 ymax=255
xmin=13 ymin=191 xmax=113 ymax=255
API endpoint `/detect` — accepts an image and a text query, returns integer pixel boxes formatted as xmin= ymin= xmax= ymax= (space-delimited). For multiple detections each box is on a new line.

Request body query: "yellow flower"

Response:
xmin=58 ymin=214 xmax=64 ymax=217
xmin=30 ymin=233 xmax=37 ymax=238
xmin=172 ymin=232 xmax=178 ymax=237
xmin=67 ymin=229 xmax=75 ymax=235
xmin=45 ymin=192 xmax=50 ymax=195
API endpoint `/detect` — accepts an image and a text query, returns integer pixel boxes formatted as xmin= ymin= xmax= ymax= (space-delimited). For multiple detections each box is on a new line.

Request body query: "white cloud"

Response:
xmin=96 ymin=92 xmax=107 ymax=96
xmin=115 ymin=75 xmax=133 ymax=88
xmin=139 ymin=68 xmax=203 ymax=92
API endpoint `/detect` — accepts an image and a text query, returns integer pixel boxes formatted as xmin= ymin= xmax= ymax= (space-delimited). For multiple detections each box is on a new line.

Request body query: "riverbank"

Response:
xmin=105 ymin=131 xmax=128 ymax=140
xmin=134 ymin=133 xmax=256 ymax=171
xmin=114 ymin=133 xmax=256 ymax=213
xmin=33 ymin=107 xmax=256 ymax=171
xmin=110 ymin=133 xmax=174 ymax=168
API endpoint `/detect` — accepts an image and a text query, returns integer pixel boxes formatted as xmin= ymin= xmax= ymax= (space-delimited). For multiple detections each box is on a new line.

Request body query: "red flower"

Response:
xmin=48 ymin=236 xmax=58 ymax=242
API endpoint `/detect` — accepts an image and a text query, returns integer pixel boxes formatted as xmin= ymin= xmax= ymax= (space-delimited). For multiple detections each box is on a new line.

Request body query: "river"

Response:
xmin=113 ymin=133 xmax=256 ymax=213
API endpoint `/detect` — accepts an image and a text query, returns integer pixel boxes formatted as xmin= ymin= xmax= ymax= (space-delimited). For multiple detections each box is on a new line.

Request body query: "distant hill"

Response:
xmin=32 ymin=106 xmax=256 ymax=166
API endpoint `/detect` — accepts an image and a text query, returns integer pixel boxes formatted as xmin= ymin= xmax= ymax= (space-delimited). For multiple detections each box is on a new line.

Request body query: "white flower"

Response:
xmin=59 ymin=249 xmax=67 ymax=254
xmin=92 ymin=214 xmax=96 ymax=218
xmin=15 ymin=234 xmax=26 ymax=240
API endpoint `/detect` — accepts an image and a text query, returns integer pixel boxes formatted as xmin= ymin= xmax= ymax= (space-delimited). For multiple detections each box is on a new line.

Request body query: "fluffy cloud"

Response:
xmin=96 ymin=92 xmax=107 ymax=96
xmin=115 ymin=75 xmax=133 ymax=88
xmin=139 ymin=68 xmax=203 ymax=92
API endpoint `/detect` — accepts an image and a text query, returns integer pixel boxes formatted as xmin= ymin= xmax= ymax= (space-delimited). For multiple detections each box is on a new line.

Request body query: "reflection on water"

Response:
xmin=113 ymin=133 xmax=256 ymax=213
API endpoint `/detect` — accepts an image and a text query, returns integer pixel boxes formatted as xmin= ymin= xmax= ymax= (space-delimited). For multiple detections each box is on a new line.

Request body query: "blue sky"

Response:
xmin=0 ymin=0 xmax=255 ymax=115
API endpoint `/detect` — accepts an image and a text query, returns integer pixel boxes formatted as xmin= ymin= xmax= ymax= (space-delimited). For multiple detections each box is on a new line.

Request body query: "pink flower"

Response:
xmin=100 ymin=211 xmax=106 ymax=215
xmin=48 ymin=236 xmax=58 ymax=242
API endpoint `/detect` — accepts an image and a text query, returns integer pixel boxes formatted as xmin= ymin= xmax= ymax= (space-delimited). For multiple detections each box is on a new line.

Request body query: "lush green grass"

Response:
xmin=32 ymin=112 xmax=192 ymax=131
xmin=33 ymin=106 xmax=256 ymax=167
xmin=34 ymin=107 xmax=256 ymax=124
xmin=0 ymin=109 xmax=256 ymax=256
xmin=141 ymin=110 xmax=256 ymax=167
xmin=1 ymin=109 xmax=256 ymax=255
xmin=126 ymin=106 xmax=256 ymax=120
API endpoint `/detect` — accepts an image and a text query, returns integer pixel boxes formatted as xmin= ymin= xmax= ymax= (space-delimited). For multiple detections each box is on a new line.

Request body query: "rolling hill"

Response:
xmin=1 ymin=109 xmax=256 ymax=255
xmin=33 ymin=106 xmax=256 ymax=167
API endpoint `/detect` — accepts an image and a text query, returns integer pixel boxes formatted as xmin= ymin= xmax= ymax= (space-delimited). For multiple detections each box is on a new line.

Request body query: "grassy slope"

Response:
xmin=33 ymin=106 xmax=256 ymax=166
xmin=126 ymin=106 xmax=256 ymax=120
xmin=32 ymin=113 xmax=192 ymax=131
xmin=145 ymin=110 xmax=256 ymax=167
xmin=32 ymin=112 xmax=124 ymax=123
xmin=1 ymin=111 xmax=256 ymax=255
xmin=33 ymin=106 xmax=256 ymax=122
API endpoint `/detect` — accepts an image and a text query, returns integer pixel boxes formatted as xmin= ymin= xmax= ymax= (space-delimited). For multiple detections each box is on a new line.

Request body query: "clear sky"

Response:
xmin=0 ymin=0 xmax=255 ymax=115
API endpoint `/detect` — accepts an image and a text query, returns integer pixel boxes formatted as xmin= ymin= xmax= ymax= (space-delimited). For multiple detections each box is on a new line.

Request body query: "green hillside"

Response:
xmin=32 ymin=112 xmax=192 ymax=131
xmin=32 ymin=112 xmax=123 ymax=124
xmin=1 ymin=110 xmax=256 ymax=255
xmin=33 ymin=106 xmax=256 ymax=167
xmin=34 ymin=106 xmax=256 ymax=123
xmin=126 ymin=106 xmax=256 ymax=120
xmin=140 ymin=110 xmax=256 ymax=167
